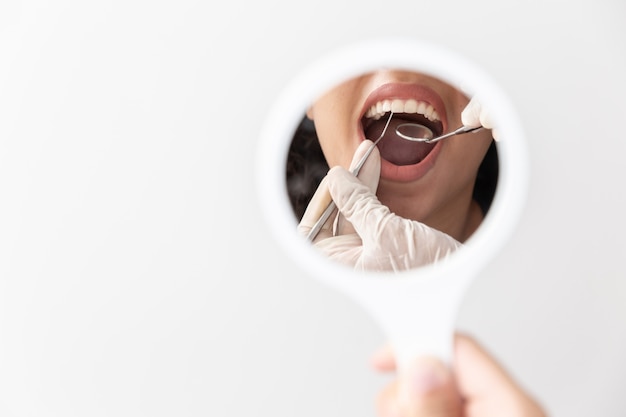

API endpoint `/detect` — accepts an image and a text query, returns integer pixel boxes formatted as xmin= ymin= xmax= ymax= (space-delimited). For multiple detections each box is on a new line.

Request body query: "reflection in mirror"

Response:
xmin=285 ymin=69 xmax=499 ymax=273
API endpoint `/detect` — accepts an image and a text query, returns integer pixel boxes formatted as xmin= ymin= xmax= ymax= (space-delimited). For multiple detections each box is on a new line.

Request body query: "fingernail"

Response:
xmin=402 ymin=358 xmax=448 ymax=397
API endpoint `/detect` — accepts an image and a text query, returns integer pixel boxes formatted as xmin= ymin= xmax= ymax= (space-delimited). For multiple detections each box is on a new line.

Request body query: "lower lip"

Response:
xmin=379 ymin=142 xmax=442 ymax=182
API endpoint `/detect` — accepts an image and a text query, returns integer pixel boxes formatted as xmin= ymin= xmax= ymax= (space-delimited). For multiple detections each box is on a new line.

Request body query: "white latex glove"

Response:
xmin=298 ymin=140 xmax=462 ymax=272
xmin=461 ymin=96 xmax=499 ymax=141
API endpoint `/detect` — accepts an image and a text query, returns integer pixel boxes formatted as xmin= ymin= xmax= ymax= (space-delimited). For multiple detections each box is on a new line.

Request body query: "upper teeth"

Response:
xmin=365 ymin=99 xmax=440 ymax=122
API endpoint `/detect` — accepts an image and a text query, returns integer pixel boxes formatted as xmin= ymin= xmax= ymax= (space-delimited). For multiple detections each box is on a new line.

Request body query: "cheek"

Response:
xmin=471 ymin=135 xmax=495 ymax=165
xmin=320 ymin=142 xmax=353 ymax=168
xmin=315 ymin=123 xmax=357 ymax=169
xmin=445 ymin=137 xmax=493 ymax=179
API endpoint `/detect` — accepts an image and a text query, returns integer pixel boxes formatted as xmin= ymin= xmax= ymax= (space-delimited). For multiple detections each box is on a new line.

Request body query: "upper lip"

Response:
xmin=360 ymin=83 xmax=448 ymax=137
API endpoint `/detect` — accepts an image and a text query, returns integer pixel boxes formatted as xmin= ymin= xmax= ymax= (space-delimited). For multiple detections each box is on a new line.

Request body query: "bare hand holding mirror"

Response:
xmin=257 ymin=38 xmax=527 ymax=371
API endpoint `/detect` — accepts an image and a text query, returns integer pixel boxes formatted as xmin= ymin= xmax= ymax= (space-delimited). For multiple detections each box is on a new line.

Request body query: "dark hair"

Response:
xmin=473 ymin=139 xmax=499 ymax=215
xmin=285 ymin=116 xmax=329 ymax=220
xmin=285 ymin=116 xmax=499 ymax=221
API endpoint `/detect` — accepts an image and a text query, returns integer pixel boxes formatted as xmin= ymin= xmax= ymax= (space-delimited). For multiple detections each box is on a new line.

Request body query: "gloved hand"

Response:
xmin=297 ymin=140 xmax=462 ymax=272
xmin=461 ymin=96 xmax=499 ymax=141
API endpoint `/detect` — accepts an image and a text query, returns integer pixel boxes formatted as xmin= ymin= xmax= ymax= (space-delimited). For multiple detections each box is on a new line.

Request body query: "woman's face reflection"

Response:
xmin=305 ymin=69 xmax=495 ymax=242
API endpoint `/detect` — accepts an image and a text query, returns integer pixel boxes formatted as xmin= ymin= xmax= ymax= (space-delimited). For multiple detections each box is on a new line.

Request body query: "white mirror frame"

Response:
xmin=256 ymin=37 xmax=528 ymax=365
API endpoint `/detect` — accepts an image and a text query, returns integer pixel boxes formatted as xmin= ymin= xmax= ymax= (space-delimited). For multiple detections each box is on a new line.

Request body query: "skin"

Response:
xmin=307 ymin=70 xmax=494 ymax=242
xmin=370 ymin=334 xmax=547 ymax=417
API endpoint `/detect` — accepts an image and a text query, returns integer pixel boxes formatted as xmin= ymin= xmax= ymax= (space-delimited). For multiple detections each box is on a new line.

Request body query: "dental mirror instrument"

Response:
xmin=305 ymin=111 xmax=395 ymax=242
xmin=396 ymin=123 xmax=483 ymax=143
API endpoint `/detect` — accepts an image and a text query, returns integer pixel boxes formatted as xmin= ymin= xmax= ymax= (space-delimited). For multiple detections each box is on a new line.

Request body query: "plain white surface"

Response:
xmin=1 ymin=1 xmax=625 ymax=416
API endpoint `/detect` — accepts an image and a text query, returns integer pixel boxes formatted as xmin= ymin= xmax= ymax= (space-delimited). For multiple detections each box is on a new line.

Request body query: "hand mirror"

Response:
xmin=256 ymin=38 xmax=528 ymax=371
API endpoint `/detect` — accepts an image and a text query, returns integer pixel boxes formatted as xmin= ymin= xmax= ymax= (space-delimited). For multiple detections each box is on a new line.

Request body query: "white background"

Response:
xmin=1 ymin=1 xmax=625 ymax=416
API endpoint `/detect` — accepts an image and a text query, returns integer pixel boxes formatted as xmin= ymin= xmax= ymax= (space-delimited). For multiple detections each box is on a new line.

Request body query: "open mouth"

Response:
xmin=362 ymin=99 xmax=444 ymax=166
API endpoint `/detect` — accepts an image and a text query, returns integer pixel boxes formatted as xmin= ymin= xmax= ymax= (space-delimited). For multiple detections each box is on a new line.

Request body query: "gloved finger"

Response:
xmin=336 ymin=140 xmax=381 ymax=236
xmin=326 ymin=166 xmax=391 ymax=241
xmin=327 ymin=166 xmax=462 ymax=271
xmin=461 ymin=96 xmax=499 ymax=141
xmin=314 ymin=233 xmax=363 ymax=267
xmin=461 ymin=96 xmax=490 ymax=128
xmin=351 ymin=140 xmax=381 ymax=192
xmin=297 ymin=175 xmax=337 ymax=242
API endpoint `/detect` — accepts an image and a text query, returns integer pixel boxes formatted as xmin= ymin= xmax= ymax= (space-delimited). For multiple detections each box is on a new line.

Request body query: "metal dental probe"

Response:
xmin=305 ymin=112 xmax=395 ymax=243
xmin=395 ymin=123 xmax=483 ymax=143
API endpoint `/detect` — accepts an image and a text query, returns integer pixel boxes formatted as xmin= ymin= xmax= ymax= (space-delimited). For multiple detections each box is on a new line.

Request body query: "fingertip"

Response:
xmin=393 ymin=357 xmax=462 ymax=417
xmin=376 ymin=380 xmax=401 ymax=417
xmin=461 ymin=97 xmax=482 ymax=128
xmin=492 ymin=127 xmax=501 ymax=142
xmin=479 ymin=109 xmax=494 ymax=130
xmin=454 ymin=332 xmax=521 ymax=398
xmin=369 ymin=344 xmax=397 ymax=372
xmin=355 ymin=139 xmax=375 ymax=157
xmin=453 ymin=331 xmax=477 ymax=350
xmin=454 ymin=333 xmax=548 ymax=416
xmin=326 ymin=165 xmax=355 ymax=184
xmin=401 ymin=357 xmax=450 ymax=397
xmin=349 ymin=140 xmax=380 ymax=193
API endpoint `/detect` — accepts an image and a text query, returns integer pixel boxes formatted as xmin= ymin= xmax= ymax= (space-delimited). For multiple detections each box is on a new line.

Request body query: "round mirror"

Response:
xmin=257 ymin=38 xmax=528 ymax=363
xmin=257 ymin=38 xmax=527 ymax=283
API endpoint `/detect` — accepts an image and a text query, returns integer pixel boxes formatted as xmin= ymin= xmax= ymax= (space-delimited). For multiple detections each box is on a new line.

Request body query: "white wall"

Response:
xmin=1 ymin=1 xmax=625 ymax=416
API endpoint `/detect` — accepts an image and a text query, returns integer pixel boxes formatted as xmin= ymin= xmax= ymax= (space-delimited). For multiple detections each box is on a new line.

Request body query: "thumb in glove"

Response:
xmin=461 ymin=96 xmax=500 ymax=141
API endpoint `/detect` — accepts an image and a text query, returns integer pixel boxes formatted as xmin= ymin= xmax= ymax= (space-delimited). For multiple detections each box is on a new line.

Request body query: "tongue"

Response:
xmin=365 ymin=118 xmax=436 ymax=166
